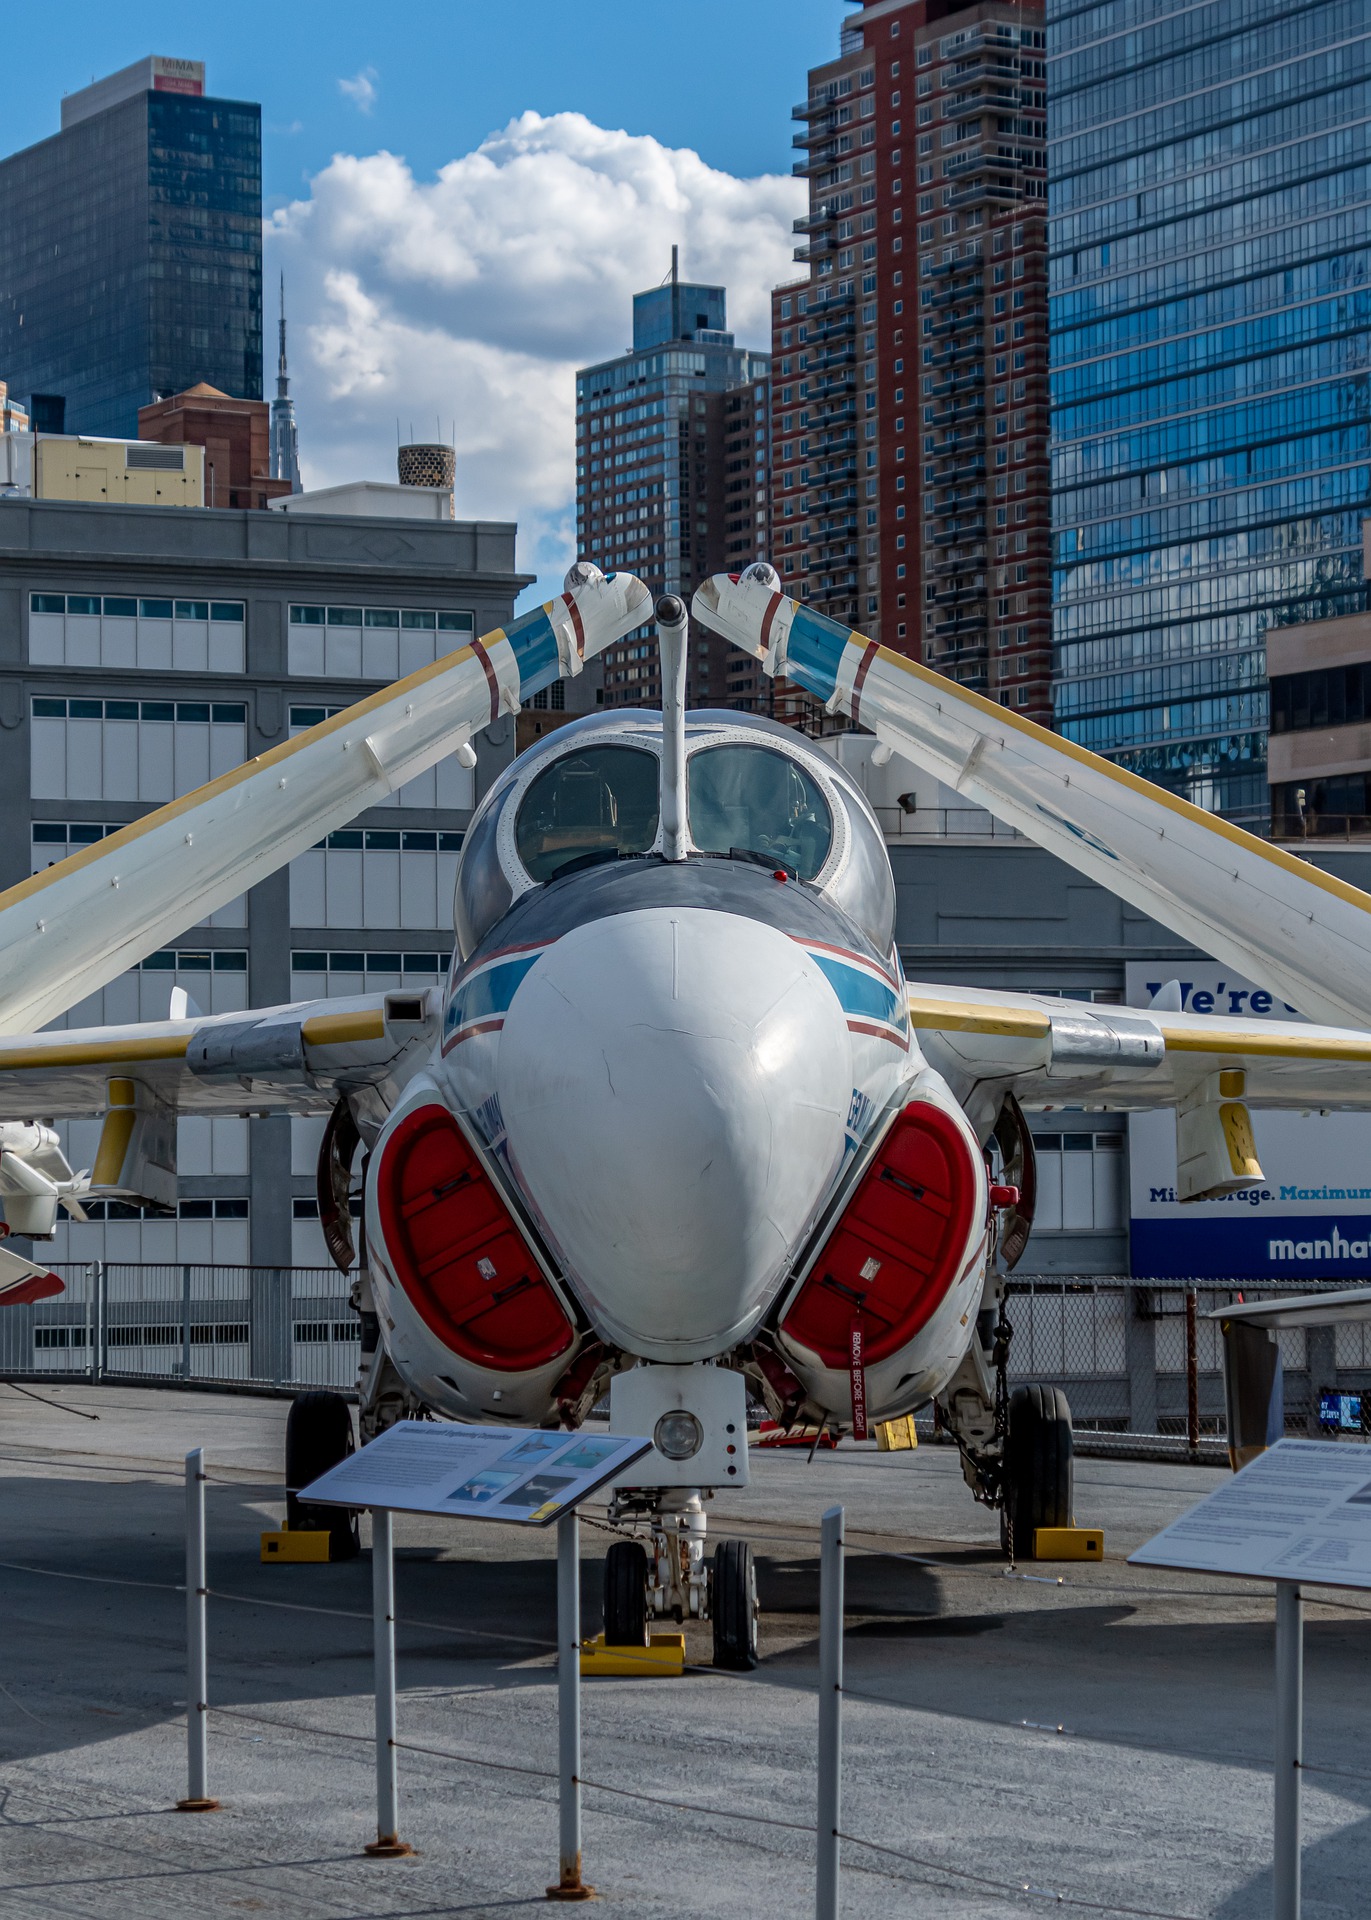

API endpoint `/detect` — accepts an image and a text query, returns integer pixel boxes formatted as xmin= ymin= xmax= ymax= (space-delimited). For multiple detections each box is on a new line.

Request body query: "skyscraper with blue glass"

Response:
xmin=1048 ymin=0 xmax=1371 ymax=825
xmin=0 ymin=57 xmax=262 ymax=439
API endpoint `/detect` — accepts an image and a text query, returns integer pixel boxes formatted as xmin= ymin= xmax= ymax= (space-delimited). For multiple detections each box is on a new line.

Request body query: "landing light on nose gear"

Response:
xmin=604 ymin=1363 xmax=760 ymax=1668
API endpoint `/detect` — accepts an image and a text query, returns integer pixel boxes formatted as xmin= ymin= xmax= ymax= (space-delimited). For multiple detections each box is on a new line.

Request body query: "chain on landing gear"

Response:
xmin=934 ymin=1287 xmax=1015 ymax=1534
xmin=990 ymin=1293 xmax=1015 ymax=1563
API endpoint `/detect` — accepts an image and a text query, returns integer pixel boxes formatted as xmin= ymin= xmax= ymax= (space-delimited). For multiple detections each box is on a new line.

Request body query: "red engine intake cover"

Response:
xmin=780 ymin=1100 xmax=981 ymax=1368
xmin=376 ymin=1103 xmax=574 ymax=1374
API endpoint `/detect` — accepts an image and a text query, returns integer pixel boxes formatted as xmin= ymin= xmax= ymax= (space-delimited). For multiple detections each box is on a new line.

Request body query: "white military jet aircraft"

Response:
xmin=3 ymin=559 xmax=1371 ymax=1667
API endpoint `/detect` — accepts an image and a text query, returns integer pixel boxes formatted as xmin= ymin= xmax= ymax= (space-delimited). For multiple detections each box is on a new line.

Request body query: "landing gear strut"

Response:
xmin=935 ymin=1285 xmax=1073 ymax=1561
xmin=603 ymin=1489 xmax=759 ymax=1669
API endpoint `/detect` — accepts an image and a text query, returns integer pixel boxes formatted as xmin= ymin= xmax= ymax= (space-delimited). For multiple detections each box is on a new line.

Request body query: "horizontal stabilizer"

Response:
xmin=0 ymin=1244 xmax=64 ymax=1306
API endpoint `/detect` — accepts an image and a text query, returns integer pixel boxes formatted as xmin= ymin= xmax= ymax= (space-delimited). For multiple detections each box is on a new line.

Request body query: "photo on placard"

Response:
xmin=501 ymin=1432 xmax=568 ymax=1465
xmin=497 ymin=1472 xmax=577 ymax=1510
xmin=1346 ymin=1479 xmax=1371 ymax=1506
xmin=450 ymin=1469 xmax=520 ymax=1504
xmin=555 ymin=1436 xmax=627 ymax=1473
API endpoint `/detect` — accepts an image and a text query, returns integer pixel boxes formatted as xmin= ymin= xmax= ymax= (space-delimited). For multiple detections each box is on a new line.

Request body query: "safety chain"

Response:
xmin=992 ymin=1292 xmax=1016 ymax=1565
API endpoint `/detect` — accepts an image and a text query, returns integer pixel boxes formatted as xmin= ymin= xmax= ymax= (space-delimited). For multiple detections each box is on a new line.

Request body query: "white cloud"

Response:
xmin=268 ymin=111 xmax=803 ymax=606
xmin=338 ymin=68 xmax=378 ymax=114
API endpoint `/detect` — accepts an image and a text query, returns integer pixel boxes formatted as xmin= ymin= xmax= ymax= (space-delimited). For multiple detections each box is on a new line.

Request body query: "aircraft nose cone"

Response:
xmin=496 ymin=905 xmax=852 ymax=1358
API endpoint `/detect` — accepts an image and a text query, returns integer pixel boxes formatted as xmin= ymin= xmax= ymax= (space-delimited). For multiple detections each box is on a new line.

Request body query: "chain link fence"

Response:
xmin=1000 ymin=1275 xmax=1371 ymax=1460
xmin=4 ymin=1267 xmax=1367 ymax=1453
xmin=0 ymin=1263 xmax=358 ymax=1394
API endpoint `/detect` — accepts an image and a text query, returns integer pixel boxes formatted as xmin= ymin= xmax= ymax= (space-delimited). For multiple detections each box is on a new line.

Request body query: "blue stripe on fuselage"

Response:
xmin=809 ymin=952 xmax=904 ymax=1027
xmin=508 ymin=608 xmax=561 ymax=700
xmin=784 ymin=607 xmax=848 ymax=703
xmin=444 ymin=950 xmax=542 ymax=1037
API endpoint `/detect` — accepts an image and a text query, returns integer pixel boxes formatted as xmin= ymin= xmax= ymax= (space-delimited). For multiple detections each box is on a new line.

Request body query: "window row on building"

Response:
xmin=290 ymin=837 xmax=464 ymax=931
xmin=30 ymin=697 xmax=246 ymax=803
xmin=287 ymin=603 xmax=474 ymax=682
xmin=55 ymin=950 xmax=250 ymax=1032
xmin=29 ymin=595 xmax=246 ymax=673
xmin=1031 ymin=1130 xmax=1125 ymax=1233
xmin=289 ymin=951 xmax=453 ymax=999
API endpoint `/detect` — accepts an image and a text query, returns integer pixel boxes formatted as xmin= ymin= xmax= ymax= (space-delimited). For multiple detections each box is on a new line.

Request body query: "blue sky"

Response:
xmin=8 ymin=2 xmax=837 ymax=215
xmin=6 ymin=3 xmax=840 ymax=607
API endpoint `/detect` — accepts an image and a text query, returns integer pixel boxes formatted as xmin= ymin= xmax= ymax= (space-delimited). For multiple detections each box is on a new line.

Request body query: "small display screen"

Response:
xmin=1319 ymin=1391 xmax=1364 ymax=1433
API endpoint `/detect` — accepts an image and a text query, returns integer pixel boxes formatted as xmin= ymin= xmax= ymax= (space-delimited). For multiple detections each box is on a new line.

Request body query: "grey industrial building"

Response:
xmin=0 ymin=493 xmax=529 ymax=1272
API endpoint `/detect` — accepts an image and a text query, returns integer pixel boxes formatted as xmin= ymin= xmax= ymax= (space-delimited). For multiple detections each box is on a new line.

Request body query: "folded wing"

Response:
xmin=693 ymin=571 xmax=1371 ymax=1033
xmin=1 ymin=569 xmax=651 ymax=1036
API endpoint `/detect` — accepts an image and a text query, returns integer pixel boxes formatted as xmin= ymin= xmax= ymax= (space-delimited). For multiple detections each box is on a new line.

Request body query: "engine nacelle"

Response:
xmin=773 ymin=1075 xmax=988 ymax=1423
xmin=364 ymin=1075 xmax=590 ymax=1423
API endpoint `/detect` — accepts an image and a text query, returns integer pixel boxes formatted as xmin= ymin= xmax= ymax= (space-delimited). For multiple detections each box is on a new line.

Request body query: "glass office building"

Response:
xmin=1048 ymin=0 xmax=1371 ymax=824
xmin=0 ymin=75 xmax=262 ymax=437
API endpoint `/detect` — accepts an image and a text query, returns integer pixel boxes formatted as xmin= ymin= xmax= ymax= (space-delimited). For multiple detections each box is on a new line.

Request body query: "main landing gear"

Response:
xmin=937 ymin=1289 xmax=1074 ymax=1561
xmin=999 ymin=1383 xmax=1073 ymax=1560
xmin=285 ymin=1390 xmax=361 ymax=1560
xmin=603 ymin=1489 xmax=759 ymax=1670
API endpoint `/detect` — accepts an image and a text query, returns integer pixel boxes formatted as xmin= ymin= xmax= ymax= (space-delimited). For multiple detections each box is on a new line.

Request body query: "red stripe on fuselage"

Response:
xmin=847 ymin=1018 xmax=911 ymax=1051
xmin=791 ymin=934 xmax=901 ymax=994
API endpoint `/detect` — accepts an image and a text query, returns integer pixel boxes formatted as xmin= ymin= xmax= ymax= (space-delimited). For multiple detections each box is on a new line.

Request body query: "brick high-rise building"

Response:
xmin=575 ymin=259 xmax=770 ymax=711
xmin=773 ymin=0 xmax=1048 ymax=725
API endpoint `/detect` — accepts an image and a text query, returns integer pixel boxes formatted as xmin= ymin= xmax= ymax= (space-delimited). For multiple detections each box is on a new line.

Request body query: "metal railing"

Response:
xmin=1 ymin=1262 xmax=358 ymax=1393
xmin=5 ymin=1269 xmax=1366 ymax=1446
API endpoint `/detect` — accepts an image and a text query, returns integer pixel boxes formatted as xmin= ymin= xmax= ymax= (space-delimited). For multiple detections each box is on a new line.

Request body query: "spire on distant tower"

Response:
xmin=270 ymin=272 xmax=302 ymax=493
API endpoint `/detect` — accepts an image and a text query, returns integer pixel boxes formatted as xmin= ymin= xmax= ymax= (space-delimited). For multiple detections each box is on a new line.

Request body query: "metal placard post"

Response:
xmin=176 ymin=1447 xmax=218 ymax=1811
xmin=547 ymin=1509 xmax=594 ymax=1901
xmin=365 ymin=1507 xmax=413 ymax=1858
xmin=816 ymin=1503 xmax=845 ymax=1920
xmin=298 ymin=1418 xmax=653 ymax=1884
xmin=1129 ymin=1440 xmax=1371 ymax=1920
xmin=1274 ymin=1581 xmax=1302 ymax=1920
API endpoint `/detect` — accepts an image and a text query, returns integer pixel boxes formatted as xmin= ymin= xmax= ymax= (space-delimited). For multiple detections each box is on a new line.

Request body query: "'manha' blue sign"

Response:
xmin=1126 ymin=964 xmax=1371 ymax=1281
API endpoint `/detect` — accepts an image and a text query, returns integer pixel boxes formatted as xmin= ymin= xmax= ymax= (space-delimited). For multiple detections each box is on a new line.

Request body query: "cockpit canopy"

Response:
xmin=454 ymin=712 xmax=894 ymax=959
xmin=513 ymin=740 xmax=833 ymax=887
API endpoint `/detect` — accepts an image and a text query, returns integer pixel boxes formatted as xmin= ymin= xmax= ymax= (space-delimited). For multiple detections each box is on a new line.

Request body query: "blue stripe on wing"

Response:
xmin=784 ymin=607 xmax=848 ymax=702
xmin=508 ymin=608 xmax=561 ymax=700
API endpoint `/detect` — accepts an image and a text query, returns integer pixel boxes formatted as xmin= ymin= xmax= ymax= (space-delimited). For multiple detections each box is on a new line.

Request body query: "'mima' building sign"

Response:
xmin=1126 ymin=964 xmax=1371 ymax=1280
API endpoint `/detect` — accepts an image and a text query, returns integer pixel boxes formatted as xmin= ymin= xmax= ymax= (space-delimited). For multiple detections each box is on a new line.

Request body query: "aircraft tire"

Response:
xmin=603 ymin=1539 xmax=650 ymax=1646
xmin=285 ymin=1390 xmax=360 ymax=1560
xmin=1000 ymin=1383 xmax=1073 ymax=1560
xmin=711 ymin=1538 xmax=759 ymax=1671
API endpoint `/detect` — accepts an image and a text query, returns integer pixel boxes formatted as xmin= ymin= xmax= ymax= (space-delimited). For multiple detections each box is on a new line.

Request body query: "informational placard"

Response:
xmin=1125 ymin=961 xmax=1371 ymax=1280
xmin=1130 ymin=1438 xmax=1371 ymax=1590
xmin=299 ymin=1420 xmax=653 ymax=1526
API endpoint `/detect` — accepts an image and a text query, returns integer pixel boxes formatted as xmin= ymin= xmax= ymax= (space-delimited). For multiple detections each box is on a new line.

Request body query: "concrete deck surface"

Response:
xmin=0 ymin=1383 xmax=1367 ymax=1917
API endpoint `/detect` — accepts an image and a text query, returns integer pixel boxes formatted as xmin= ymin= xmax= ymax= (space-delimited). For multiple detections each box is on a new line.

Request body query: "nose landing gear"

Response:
xmin=603 ymin=1490 xmax=759 ymax=1669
